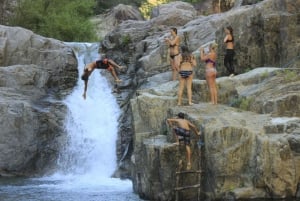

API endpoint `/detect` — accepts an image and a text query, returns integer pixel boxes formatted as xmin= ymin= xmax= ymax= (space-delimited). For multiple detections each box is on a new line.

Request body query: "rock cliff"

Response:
xmin=130 ymin=68 xmax=300 ymax=200
xmin=98 ymin=0 xmax=300 ymax=200
xmin=0 ymin=25 xmax=77 ymax=176
xmin=101 ymin=0 xmax=300 ymax=184
xmin=0 ymin=0 xmax=299 ymax=200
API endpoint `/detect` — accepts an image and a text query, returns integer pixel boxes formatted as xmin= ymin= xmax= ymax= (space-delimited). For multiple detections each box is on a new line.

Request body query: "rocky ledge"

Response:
xmin=130 ymin=68 xmax=300 ymax=200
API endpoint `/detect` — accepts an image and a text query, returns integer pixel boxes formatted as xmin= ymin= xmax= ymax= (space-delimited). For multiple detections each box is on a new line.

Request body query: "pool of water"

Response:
xmin=0 ymin=176 xmax=143 ymax=201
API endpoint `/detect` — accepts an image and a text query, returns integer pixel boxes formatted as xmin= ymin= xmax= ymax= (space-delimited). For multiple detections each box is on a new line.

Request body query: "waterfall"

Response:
xmin=0 ymin=43 xmax=140 ymax=201
xmin=54 ymin=42 xmax=123 ymax=187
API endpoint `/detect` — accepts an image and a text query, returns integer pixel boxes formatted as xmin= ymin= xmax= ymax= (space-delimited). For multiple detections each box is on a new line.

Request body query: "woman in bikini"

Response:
xmin=177 ymin=45 xmax=197 ymax=106
xmin=165 ymin=27 xmax=180 ymax=80
xmin=200 ymin=43 xmax=218 ymax=105
xmin=224 ymin=26 xmax=235 ymax=77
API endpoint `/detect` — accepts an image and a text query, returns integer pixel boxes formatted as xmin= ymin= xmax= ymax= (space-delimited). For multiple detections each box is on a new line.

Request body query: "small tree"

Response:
xmin=10 ymin=0 xmax=97 ymax=42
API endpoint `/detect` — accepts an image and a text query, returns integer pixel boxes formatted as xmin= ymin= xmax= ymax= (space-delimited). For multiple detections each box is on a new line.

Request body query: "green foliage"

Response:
xmin=275 ymin=69 xmax=298 ymax=82
xmin=121 ymin=34 xmax=132 ymax=46
xmin=260 ymin=70 xmax=269 ymax=80
xmin=229 ymin=96 xmax=254 ymax=111
xmin=283 ymin=69 xmax=298 ymax=82
xmin=239 ymin=97 xmax=253 ymax=111
xmin=9 ymin=0 xmax=97 ymax=42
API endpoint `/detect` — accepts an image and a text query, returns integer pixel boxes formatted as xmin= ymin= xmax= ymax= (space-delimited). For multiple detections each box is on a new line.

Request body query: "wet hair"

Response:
xmin=177 ymin=112 xmax=185 ymax=119
xmin=171 ymin=27 xmax=177 ymax=35
xmin=226 ymin=26 xmax=234 ymax=41
xmin=181 ymin=45 xmax=192 ymax=63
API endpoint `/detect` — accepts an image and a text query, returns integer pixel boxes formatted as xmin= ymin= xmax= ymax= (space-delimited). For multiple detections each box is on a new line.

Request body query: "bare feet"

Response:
xmin=188 ymin=103 xmax=194 ymax=106
xmin=173 ymin=142 xmax=179 ymax=146
xmin=115 ymin=79 xmax=122 ymax=82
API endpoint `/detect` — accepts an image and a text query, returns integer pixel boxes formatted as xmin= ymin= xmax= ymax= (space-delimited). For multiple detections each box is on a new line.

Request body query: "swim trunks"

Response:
xmin=174 ymin=127 xmax=191 ymax=145
xmin=95 ymin=59 xmax=114 ymax=71
xmin=179 ymin=70 xmax=193 ymax=79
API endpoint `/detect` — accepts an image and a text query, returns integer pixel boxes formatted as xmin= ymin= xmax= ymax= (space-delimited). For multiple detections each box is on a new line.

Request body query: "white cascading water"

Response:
xmin=0 ymin=42 xmax=139 ymax=201
xmin=49 ymin=42 xmax=131 ymax=191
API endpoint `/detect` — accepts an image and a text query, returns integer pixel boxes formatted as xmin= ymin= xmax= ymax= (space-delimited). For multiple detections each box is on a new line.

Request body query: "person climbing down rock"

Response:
xmin=166 ymin=112 xmax=201 ymax=170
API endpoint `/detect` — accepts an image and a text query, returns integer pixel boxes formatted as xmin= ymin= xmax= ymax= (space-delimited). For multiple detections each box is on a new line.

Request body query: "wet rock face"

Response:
xmin=0 ymin=25 xmax=78 ymax=176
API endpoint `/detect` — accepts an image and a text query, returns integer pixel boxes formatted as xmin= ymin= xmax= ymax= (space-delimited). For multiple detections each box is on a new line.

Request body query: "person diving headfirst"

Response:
xmin=81 ymin=56 xmax=125 ymax=99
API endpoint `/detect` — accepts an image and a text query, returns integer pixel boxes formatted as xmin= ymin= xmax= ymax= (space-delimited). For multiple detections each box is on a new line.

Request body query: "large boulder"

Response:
xmin=215 ymin=0 xmax=300 ymax=75
xmin=0 ymin=25 xmax=77 ymax=176
xmin=150 ymin=1 xmax=197 ymax=26
xmin=91 ymin=4 xmax=144 ymax=39
xmin=101 ymin=0 xmax=300 ymax=179
xmin=130 ymin=67 xmax=300 ymax=200
xmin=103 ymin=0 xmax=300 ymax=82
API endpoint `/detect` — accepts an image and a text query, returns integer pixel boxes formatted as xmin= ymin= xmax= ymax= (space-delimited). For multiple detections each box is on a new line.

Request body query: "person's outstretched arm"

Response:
xmin=188 ymin=122 xmax=201 ymax=136
xmin=199 ymin=47 xmax=208 ymax=61
xmin=82 ymin=79 xmax=88 ymax=99
xmin=166 ymin=118 xmax=178 ymax=127
xmin=108 ymin=59 xmax=124 ymax=70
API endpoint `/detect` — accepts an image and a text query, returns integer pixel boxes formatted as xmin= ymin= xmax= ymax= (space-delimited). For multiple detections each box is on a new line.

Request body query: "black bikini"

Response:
xmin=169 ymin=44 xmax=179 ymax=59
xmin=170 ymin=53 xmax=179 ymax=59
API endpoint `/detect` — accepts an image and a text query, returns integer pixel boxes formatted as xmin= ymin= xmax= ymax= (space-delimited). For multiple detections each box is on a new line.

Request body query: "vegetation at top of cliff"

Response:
xmin=8 ymin=0 xmax=205 ymax=41
xmin=9 ymin=0 xmax=97 ymax=42
xmin=95 ymin=0 xmax=204 ymax=14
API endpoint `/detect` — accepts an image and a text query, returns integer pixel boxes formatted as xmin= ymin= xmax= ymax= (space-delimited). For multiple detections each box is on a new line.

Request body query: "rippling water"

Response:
xmin=0 ymin=176 xmax=142 ymax=201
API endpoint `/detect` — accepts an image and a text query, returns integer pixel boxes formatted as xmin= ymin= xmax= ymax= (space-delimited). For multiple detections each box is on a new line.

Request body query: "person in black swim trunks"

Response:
xmin=166 ymin=112 xmax=201 ymax=170
xmin=81 ymin=56 xmax=125 ymax=99
xmin=177 ymin=45 xmax=196 ymax=106
xmin=223 ymin=26 xmax=235 ymax=77
xmin=165 ymin=27 xmax=181 ymax=80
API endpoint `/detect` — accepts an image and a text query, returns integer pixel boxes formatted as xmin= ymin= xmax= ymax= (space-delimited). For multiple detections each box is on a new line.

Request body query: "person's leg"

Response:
xmin=109 ymin=66 xmax=122 ymax=82
xmin=177 ymin=77 xmax=185 ymax=105
xmin=186 ymin=75 xmax=193 ymax=105
xmin=186 ymin=145 xmax=191 ymax=169
xmin=224 ymin=51 xmax=233 ymax=75
xmin=228 ymin=50 xmax=235 ymax=75
xmin=174 ymin=55 xmax=180 ymax=80
xmin=206 ymin=73 xmax=214 ymax=104
xmin=171 ymin=59 xmax=177 ymax=81
xmin=211 ymin=74 xmax=218 ymax=104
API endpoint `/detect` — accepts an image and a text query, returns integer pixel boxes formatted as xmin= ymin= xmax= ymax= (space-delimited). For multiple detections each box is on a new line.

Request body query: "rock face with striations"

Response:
xmin=0 ymin=25 xmax=78 ymax=176
xmin=130 ymin=68 xmax=300 ymax=200
xmin=100 ymin=0 xmax=300 ymax=180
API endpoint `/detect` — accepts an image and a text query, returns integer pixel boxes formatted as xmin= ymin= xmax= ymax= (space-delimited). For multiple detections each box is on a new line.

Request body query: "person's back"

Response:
xmin=176 ymin=118 xmax=190 ymax=130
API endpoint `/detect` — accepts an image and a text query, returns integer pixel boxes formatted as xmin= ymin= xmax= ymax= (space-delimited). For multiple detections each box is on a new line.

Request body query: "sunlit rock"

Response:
xmin=0 ymin=25 xmax=77 ymax=176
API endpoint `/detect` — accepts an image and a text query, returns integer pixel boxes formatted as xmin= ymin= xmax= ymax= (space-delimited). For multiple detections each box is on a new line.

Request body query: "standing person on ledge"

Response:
xmin=166 ymin=112 xmax=201 ymax=170
xmin=165 ymin=27 xmax=181 ymax=80
xmin=200 ymin=43 xmax=218 ymax=105
xmin=81 ymin=56 xmax=125 ymax=99
xmin=177 ymin=45 xmax=197 ymax=106
xmin=223 ymin=26 xmax=235 ymax=77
